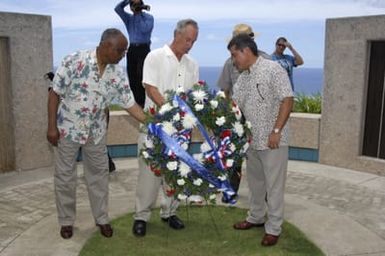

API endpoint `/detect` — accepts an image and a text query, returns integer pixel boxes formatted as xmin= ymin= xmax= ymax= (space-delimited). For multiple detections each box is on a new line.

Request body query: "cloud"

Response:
xmin=1 ymin=0 xmax=384 ymax=30
xmin=205 ymin=33 xmax=223 ymax=41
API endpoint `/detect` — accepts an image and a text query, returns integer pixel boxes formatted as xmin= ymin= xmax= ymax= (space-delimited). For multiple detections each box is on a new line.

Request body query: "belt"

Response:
xmin=129 ymin=43 xmax=150 ymax=47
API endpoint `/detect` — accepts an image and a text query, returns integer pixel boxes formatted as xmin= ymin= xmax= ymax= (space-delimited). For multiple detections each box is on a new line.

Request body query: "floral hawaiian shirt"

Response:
xmin=233 ymin=57 xmax=293 ymax=151
xmin=52 ymin=49 xmax=135 ymax=145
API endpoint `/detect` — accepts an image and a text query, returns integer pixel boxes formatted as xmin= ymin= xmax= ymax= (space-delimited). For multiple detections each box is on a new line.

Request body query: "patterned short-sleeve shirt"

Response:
xmin=233 ymin=57 xmax=293 ymax=150
xmin=52 ymin=49 xmax=135 ymax=145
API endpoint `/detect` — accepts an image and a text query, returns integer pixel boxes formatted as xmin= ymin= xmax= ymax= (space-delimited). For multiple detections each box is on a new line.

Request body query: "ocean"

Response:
xmin=200 ymin=66 xmax=323 ymax=95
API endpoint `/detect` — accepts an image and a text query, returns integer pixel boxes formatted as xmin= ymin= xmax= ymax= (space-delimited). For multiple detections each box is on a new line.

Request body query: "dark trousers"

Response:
xmin=229 ymin=159 xmax=243 ymax=194
xmin=126 ymin=44 xmax=150 ymax=108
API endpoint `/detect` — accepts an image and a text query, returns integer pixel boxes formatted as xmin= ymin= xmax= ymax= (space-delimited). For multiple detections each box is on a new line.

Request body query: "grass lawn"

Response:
xmin=80 ymin=205 xmax=324 ymax=256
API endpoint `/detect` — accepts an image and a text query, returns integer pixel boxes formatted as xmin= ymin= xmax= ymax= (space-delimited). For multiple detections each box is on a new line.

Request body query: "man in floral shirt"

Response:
xmin=47 ymin=28 xmax=145 ymax=239
xmin=229 ymin=34 xmax=293 ymax=246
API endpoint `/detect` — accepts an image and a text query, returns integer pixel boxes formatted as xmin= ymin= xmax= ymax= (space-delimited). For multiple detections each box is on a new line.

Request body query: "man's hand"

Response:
xmin=47 ymin=127 xmax=60 ymax=146
xmin=268 ymin=132 xmax=281 ymax=149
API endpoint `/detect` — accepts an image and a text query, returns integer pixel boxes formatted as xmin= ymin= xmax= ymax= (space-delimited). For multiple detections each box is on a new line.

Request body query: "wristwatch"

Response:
xmin=272 ymin=128 xmax=280 ymax=134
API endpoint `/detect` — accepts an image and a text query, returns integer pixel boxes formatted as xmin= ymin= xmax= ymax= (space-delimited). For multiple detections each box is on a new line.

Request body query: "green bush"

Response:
xmin=293 ymin=93 xmax=322 ymax=114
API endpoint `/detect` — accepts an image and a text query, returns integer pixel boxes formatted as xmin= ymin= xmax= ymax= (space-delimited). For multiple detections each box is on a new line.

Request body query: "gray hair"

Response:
xmin=100 ymin=28 xmax=124 ymax=44
xmin=174 ymin=19 xmax=199 ymax=35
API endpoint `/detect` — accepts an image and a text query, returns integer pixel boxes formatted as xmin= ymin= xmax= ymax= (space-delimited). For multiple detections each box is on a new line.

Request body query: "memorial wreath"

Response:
xmin=140 ymin=81 xmax=252 ymax=204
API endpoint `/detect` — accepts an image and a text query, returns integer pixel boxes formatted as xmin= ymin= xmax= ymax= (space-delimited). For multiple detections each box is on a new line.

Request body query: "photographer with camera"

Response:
xmin=115 ymin=0 xmax=154 ymax=108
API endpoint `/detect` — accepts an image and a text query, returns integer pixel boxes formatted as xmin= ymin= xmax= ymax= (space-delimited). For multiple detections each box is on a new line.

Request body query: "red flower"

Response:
xmin=81 ymin=107 xmax=90 ymax=113
xmin=150 ymin=165 xmax=161 ymax=176
xmin=149 ymin=107 xmax=156 ymax=115
xmin=169 ymin=152 xmax=177 ymax=159
xmin=208 ymin=156 xmax=215 ymax=163
xmin=198 ymin=80 xmax=205 ymax=86
xmin=81 ymin=82 xmax=88 ymax=88
xmin=77 ymin=61 xmax=85 ymax=72
xmin=220 ymin=129 xmax=232 ymax=139
xmin=166 ymin=189 xmax=176 ymax=197
xmin=179 ymin=111 xmax=186 ymax=117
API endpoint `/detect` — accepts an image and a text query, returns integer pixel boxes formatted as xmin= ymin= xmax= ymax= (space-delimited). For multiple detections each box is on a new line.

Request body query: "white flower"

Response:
xmin=245 ymin=121 xmax=252 ymax=129
xmin=235 ymin=111 xmax=242 ymax=120
xmin=173 ymin=113 xmax=180 ymax=122
xmin=182 ymin=113 xmax=197 ymax=129
xmin=176 ymin=86 xmax=185 ymax=95
xmin=144 ymin=137 xmax=154 ymax=148
xmin=209 ymin=183 xmax=215 ymax=188
xmin=195 ymin=103 xmax=204 ymax=111
xmin=232 ymin=105 xmax=242 ymax=120
xmin=218 ymin=175 xmax=227 ymax=181
xmin=233 ymin=122 xmax=244 ymax=137
xmin=181 ymin=142 xmax=188 ymax=150
xmin=216 ymin=91 xmax=226 ymax=98
xmin=231 ymin=105 xmax=240 ymax=113
xmin=188 ymin=195 xmax=203 ymax=203
xmin=178 ymin=194 xmax=187 ymax=200
xmin=167 ymin=161 xmax=178 ymax=171
xmin=215 ymin=116 xmax=226 ymax=126
xmin=226 ymin=159 xmax=234 ymax=168
xmin=193 ymin=153 xmax=204 ymax=163
xmin=193 ymin=178 xmax=203 ymax=186
xmin=179 ymin=162 xmax=191 ymax=177
xmin=142 ymin=151 xmax=150 ymax=159
xmin=241 ymin=142 xmax=250 ymax=153
xmin=229 ymin=143 xmax=236 ymax=152
xmin=172 ymin=99 xmax=179 ymax=108
xmin=159 ymin=102 xmax=173 ymax=115
xmin=200 ymin=141 xmax=211 ymax=153
xmin=192 ymin=90 xmax=207 ymax=102
xmin=210 ymin=100 xmax=218 ymax=109
xmin=177 ymin=179 xmax=186 ymax=186
xmin=162 ymin=121 xmax=177 ymax=135
xmin=209 ymin=194 xmax=217 ymax=200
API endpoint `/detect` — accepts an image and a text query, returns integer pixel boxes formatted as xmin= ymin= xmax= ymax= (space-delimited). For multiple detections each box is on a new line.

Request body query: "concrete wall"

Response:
xmin=320 ymin=15 xmax=385 ymax=175
xmin=107 ymin=111 xmax=321 ymax=152
xmin=0 ymin=12 xmax=53 ymax=172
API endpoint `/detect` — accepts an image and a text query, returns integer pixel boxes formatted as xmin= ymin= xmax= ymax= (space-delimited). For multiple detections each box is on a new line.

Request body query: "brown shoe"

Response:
xmin=233 ymin=220 xmax=264 ymax=230
xmin=261 ymin=233 xmax=279 ymax=246
xmin=60 ymin=225 xmax=73 ymax=239
xmin=97 ymin=224 xmax=113 ymax=238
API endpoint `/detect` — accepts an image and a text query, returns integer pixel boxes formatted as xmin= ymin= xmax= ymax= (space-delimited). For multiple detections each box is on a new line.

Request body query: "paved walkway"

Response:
xmin=0 ymin=158 xmax=385 ymax=256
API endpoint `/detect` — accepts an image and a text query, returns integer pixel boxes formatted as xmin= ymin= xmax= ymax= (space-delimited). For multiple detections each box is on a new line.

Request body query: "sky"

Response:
xmin=1 ymin=0 xmax=385 ymax=68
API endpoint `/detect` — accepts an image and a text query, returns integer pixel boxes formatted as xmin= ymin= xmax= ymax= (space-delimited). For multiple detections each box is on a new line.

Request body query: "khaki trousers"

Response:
xmin=134 ymin=133 xmax=179 ymax=221
xmin=245 ymin=146 xmax=288 ymax=236
xmin=54 ymin=135 xmax=109 ymax=226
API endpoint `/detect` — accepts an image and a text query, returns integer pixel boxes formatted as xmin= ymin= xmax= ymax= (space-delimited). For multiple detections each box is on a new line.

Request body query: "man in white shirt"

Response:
xmin=132 ymin=19 xmax=199 ymax=237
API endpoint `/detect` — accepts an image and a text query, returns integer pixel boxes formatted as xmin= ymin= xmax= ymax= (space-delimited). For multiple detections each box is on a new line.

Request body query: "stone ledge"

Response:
xmin=107 ymin=111 xmax=321 ymax=151
xmin=289 ymin=113 xmax=321 ymax=149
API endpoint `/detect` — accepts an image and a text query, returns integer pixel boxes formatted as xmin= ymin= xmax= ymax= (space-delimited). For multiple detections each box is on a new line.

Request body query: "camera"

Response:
xmin=130 ymin=1 xmax=151 ymax=12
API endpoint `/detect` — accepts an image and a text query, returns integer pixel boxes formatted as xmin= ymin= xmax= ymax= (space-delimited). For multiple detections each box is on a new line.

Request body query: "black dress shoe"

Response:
xmin=161 ymin=215 xmax=185 ymax=230
xmin=60 ymin=225 xmax=73 ymax=239
xmin=96 ymin=223 xmax=113 ymax=238
xmin=132 ymin=220 xmax=146 ymax=237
